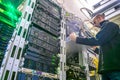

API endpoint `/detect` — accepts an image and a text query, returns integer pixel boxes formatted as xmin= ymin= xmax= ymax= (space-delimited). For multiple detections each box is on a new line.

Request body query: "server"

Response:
xmin=17 ymin=0 xmax=62 ymax=80
xmin=0 ymin=2 xmax=21 ymax=68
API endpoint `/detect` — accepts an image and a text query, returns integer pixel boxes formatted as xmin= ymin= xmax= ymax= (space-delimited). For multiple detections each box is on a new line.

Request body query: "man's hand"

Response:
xmin=69 ymin=32 xmax=77 ymax=41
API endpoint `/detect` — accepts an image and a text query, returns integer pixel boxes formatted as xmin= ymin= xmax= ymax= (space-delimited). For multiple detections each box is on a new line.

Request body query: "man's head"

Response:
xmin=92 ymin=13 xmax=105 ymax=28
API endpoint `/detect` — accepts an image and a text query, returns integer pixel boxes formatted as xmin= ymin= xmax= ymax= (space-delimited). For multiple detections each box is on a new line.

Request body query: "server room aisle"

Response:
xmin=0 ymin=0 xmax=120 ymax=80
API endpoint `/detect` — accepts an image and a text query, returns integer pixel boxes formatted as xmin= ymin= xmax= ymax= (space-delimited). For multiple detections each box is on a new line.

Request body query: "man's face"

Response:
xmin=93 ymin=17 xmax=101 ymax=28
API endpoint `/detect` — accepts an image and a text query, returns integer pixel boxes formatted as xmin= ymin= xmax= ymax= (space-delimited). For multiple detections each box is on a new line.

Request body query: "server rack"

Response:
xmin=0 ymin=0 xmax=36 ymax=80
xmin=19 ymin=0 xmax=64 ymax=80
xmin=0 ymin=0 xmax=66 ymax=80
xmin=0 ymin=0 xmax=66 ymax=79
xmin=0 ymin=2 xmax=21 ymax=80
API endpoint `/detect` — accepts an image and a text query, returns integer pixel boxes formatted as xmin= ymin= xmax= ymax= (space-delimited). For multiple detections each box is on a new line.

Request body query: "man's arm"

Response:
xmin=75 ymin=22 xmax=119 ymax=46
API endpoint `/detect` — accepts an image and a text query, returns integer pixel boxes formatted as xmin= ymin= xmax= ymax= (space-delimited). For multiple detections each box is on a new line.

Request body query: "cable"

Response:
xmin=80 ymin=7 xmax=93 ymax=19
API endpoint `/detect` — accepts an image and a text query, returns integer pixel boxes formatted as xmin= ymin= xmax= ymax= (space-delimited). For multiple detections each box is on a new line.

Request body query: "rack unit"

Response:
xmin=0 ymin=23 xmax=14 ymax=67
xmin=0 ymin=2 xmax=21 ymax=80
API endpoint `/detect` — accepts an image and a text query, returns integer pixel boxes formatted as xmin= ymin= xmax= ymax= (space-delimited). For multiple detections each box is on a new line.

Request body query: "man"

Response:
xmin=69 ymin=13 xmax=120 ymax=80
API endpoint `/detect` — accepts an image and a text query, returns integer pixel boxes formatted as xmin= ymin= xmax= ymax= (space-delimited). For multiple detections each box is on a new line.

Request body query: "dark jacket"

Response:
xmin=76 ymin=20 xmax=120 ymax=74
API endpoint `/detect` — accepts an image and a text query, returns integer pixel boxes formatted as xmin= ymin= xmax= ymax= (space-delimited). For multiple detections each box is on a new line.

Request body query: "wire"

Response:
xmin=80 ymin=7 xmax=93 ymax=20
xmin=56 ymin=0 xmax=64 ymax=5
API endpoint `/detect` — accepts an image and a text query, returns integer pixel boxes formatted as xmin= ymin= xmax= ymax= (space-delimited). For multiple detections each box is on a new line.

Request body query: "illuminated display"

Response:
xmin=0 ymin=2 xmax=21 ymax=27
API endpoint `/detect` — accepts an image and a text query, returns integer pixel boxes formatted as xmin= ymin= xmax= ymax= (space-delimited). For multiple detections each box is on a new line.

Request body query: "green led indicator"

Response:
xmin=52 ymin=62 xmax=55 ymax=65
xmin=0 ymin=2 xmax=21 ymax=27
xmin=6 ymin=12 xmax=18 ymax=21
xmin=6 ymin=4 xmax=18 ymax=21
xmin=52 ymin=55 xmax=56 ymax=58
xmin=0 ymin=8 xmax=4 ymax=13
xmin=2 ymin=37 xmax=7 ymax=41
xmin=52 ymin=59 xmax=55 ymax=62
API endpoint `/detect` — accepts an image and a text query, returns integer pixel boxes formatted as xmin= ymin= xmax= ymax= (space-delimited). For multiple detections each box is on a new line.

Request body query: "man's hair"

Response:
xmin=92 ymin=13 xmax=105 ymax=20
